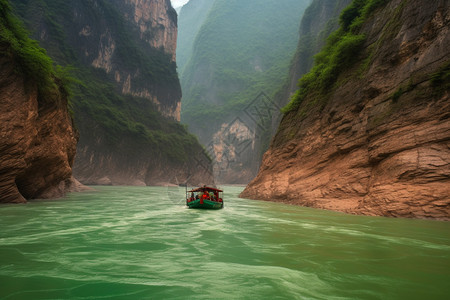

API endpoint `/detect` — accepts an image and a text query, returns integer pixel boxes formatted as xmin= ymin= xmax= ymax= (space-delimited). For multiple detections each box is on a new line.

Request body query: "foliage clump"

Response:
xmin=0 ymin=0 xmax=71 ymax=103
xmin=430 ymin=60 xmax=450 ymax=92
xmin=391 ymin=87 xmax=403 ymax=102
xmin=282 ymin=0 xmax=389 ymax=113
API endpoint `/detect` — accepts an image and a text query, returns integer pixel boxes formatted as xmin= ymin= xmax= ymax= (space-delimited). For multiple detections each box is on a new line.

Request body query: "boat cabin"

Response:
xmin=186 ymin=186 xmax=223 ymax=209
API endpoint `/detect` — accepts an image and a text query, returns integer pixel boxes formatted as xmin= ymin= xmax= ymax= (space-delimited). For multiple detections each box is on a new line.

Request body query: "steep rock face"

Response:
xmin=11 ymin=0 xmax=214 ymax=187
xmin=122 ymin=0 xmax=177 ymax=62
xmin=209 ymin=119 xmax=257 ymax=184
xmin=281 ymin=0 xmax=351 ymax=105
xmin=80 ymin=0 xmax=180 ymax=120
xmin=241 ymin=0 xmax=450 ymax=220
xmin=73 ymin=120 xmax=214 ymax=187
xmin=0 ymin=45 xmax=78 ymax=203
xmin=21 ymin=0 xmax=180 ymax=120
xmin=113 ymin=0 xmax=180 ymax=120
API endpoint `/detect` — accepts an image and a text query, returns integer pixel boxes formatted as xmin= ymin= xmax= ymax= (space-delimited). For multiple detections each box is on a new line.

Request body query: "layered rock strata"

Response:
xmin=0 ymin=45 xmax=79 ymax=203
xmin=241 ymin=0 xmax=450 ymax=220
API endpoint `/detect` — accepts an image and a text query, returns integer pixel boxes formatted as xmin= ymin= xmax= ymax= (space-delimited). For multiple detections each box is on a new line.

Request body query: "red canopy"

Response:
xmin=188 ymin=186 xmax=223 ymax=193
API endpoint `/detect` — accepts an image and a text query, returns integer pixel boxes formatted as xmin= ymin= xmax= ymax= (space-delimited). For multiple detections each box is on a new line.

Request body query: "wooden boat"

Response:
xmin=186 ymin=186 xmax=223 ymax=209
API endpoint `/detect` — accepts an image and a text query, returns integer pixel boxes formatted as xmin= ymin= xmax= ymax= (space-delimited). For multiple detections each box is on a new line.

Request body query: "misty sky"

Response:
xmin=171 ymin=0 xmax=190 ymax=9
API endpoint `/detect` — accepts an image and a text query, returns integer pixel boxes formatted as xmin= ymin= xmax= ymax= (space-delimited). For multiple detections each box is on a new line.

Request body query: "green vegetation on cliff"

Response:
xmin=0 ymin=0 xmax=71 ymax=102
xmin=9 ymin=0 xmax=200 ymax=166
xmin=11 ymin=0 xmax=178 ymax=89
xmin=283 ymin=0 xmax=389 ymax=113
xmin=73 ymin=67 xmax=198 ymax=163
xmin=293 ymin=0 xmax=351 ymax=76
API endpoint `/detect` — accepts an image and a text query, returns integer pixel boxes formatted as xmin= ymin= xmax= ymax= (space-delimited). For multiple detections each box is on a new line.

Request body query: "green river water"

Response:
xmin=0 ymin=186 xmax=449 ymax=300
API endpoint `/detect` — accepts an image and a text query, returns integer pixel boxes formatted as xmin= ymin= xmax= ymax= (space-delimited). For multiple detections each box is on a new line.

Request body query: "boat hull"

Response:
xmin=187 ymin=199 xmax=223 ymax=209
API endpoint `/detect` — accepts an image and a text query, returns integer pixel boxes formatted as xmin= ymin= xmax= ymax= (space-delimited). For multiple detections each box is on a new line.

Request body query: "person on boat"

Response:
xmin=209 ymin=191 xmax=215 ymax=200
xmin=202 ymin=191 xmax=209 ymax=200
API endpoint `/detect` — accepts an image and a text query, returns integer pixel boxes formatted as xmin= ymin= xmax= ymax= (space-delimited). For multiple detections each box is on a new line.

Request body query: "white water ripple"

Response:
xmin=0 ymin=186 xmax=449 ymax=299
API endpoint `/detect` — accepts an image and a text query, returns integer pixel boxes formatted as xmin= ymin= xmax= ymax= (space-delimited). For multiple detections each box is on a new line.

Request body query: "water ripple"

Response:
xmin=0 ymin=186 xmax=449 ymax=299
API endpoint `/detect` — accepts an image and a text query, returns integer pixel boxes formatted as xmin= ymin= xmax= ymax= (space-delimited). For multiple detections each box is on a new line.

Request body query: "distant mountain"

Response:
xmin=176 ymin=0 xmax=215 ymax=74
xmin=178 ymin=0 xmax=310 ymax=183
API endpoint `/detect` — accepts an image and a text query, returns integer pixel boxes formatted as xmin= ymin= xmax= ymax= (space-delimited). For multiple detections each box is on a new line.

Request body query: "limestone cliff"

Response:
xmin=80 ymin=0 xmax=180 ymax=120
xmin=122 ymin=0 xmax=177 ymax=62
xmin=241 ymin=0 xmax=450 ymax=220
xmin=0 ymin=57 xmax=79 ymax=203
xmin=0 ymin=1 xmax=79 ymax=203
xmin=14 ymin=0 xmax=179 ymax=120
xmin=11 ymin=0 xmax=214 ymax=187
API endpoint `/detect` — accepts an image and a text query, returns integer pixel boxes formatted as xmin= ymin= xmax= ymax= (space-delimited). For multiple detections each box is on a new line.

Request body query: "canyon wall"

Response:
xmin=10 ymin=0 xmax=214 ymax=187
xmin=12 ymin=0 xmax=180 ymax=118
xmin=241 ymin=0 xmax=450 ymax=220
xmin=74 ymin=0 xmax=180 ymax=120
xmin=0 ymin=0 xmax=79 ymax=203
xmin=0 ymin=61 xmax=79 ymax=203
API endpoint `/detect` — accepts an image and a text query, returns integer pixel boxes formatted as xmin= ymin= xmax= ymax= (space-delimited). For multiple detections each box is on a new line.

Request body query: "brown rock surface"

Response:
xmin=123 ymin=0 xmax=178 ymax=62
xmin=0 ymin=45 xmax=78 ymax=203
xmin=241 ymin=0 xmax=450 ymax=220
xmin=111 ymin=0 xmax=181 ymax=120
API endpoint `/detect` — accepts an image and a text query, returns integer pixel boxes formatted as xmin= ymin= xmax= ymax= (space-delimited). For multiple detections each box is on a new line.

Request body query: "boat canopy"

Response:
xmin=188 ymin=186 xmax=223 ymax=193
